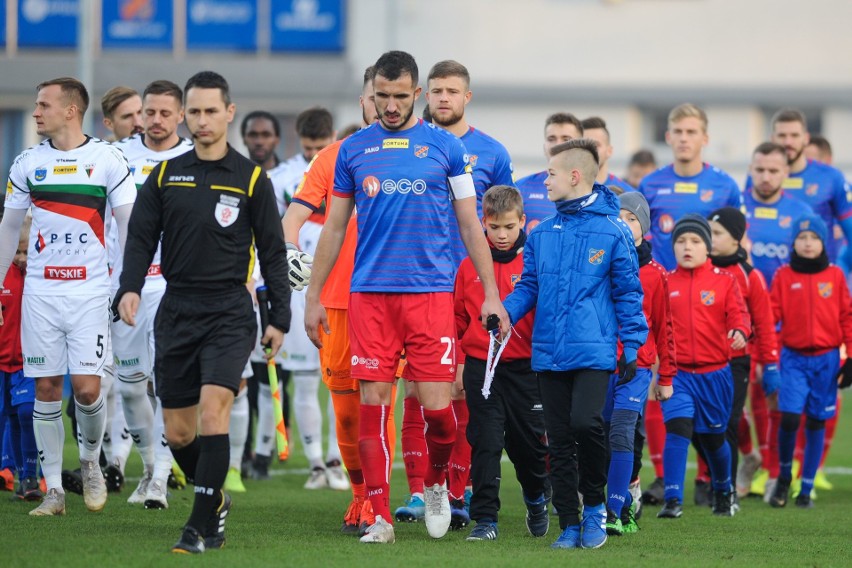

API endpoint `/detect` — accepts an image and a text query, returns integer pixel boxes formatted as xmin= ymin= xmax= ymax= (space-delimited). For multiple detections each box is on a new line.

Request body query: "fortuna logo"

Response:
xmin=414 ymin=145 xmax=429 ymax=158
xmin=84 ymin=163 xmax=95 ymax=177
xmin=44 ymin=266 xmax=86 ymax=280
xmin=700 ymin=290 xmax=716 ymax=306
xmin=818 ymin=282 xmax=833 ymax=298
xmin=363 ymin=175 xmax=380 ymax=197
xmin=34 ymin=168 xmax=47 ymax=181
xmin=382 ymin=139 xmax=409 ymax=149
xmin=53 ymin=165 xmax=77 ymax=175
xmin=588 ymin=248 xmax=605 ymax=265
xmin=26 ymin=356 xmax=46 ymax=365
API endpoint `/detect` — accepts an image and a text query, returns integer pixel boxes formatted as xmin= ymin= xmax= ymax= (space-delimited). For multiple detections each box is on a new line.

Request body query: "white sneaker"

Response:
xmin=424 ymin=483 xmax=451 ymax=539
xmin=127 ymin=471 xmax=152 ymax=504
xmin=737 ymin=451 xmax=762 ymax=498
xmin=763 ymin=478 xmax=778 ymax=504
xmin=628 ymin=479 xmax=642 ymax=518
xmin=80 ymin=459 xmax=107 ymax=512
xmin=29 ymin=488 xmax=66 ymax=516
xmin=326 ymin=461 xmax=350 ymax=491
xmin=304 ymin=466 xmax=329 ymax=490
xmin=359 ymin=515 xmax=395 ymax=544
xmin=144 ymin=479 xmax=169 ymax=509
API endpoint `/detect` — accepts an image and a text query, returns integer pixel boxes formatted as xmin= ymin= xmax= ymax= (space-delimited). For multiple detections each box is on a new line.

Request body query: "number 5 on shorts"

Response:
xmin=96 ymin=334 xmax=104 ymax=358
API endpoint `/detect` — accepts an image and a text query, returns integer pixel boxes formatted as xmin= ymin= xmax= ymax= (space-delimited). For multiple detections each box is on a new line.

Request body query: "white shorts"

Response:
xmin=280 ymin=288 xmax=320 ymax=371
xmin=111 ymin=286 xmax=165 ymax=381
xmin=22 ymin=294 xmax=111 ymax=377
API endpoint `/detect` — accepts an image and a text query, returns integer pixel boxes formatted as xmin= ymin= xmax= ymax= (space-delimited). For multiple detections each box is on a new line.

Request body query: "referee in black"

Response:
xmin=115 ymin=71 xmax=290 ymax=554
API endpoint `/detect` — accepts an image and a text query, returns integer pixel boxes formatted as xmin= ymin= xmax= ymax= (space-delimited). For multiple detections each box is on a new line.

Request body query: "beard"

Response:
xmin=786 ymin=146 xmax=804 ymax=166
xmin=379 ymin=105 xmax=414 ymax=130
xmin=146 ymin=129 xmax=173 ymax=145
xmin=431 ymin=107 xmax=464 ymax=128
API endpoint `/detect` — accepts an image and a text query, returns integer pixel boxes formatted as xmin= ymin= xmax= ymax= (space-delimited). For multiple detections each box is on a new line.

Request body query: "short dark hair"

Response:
xmin=295 ymin=107 xmax=334 ymax=139
xmin=362 ymin=65 xmax=375 ymax=88
xmin=427 ymin=60 xmax=470 ymax=88
xmin=629 ymin=149 xmax=657 ymax=167
xmin=100 ymin=85 xmax=135 ymax=119
xmin=771 ymin=108 xmax=807 ymax=131
xmin=482 ymin=185 xmax=524 ymax=219
xmin=580 ymin=116 xmax=609 ymax=138
xmin=550 ymin=138 xmax=600 ymax=165
xmin=753 ymin=141 xmax=787 ymax=160
xmin=38 ymin=77 xmax=90 ymax=118
xmin=374 ymin=51 xmax=419 ymax=85
xmin=808 ymin=134 xmax=832 ymax=157
xmin=545 ymin=112 xmax=583 ymax=136
xmin=184 ymin=71 xmax=231 ymax=106
xmin=240 ymin=111 xmax=280 ymax=138
xmin=143 ymin=80 xmax=182 ymax=102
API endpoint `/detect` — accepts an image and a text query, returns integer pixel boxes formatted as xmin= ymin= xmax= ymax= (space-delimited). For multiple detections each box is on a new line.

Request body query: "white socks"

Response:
xmin=76 ymin=393 xmax=107 ymax=463
xmin=117 ymin=375 xmax=155 ymax=471
xmin=293 ymin=370 xmax=323 ymax=468
xmin=229 ymin=388 xmax=249 ymax=470
xmin=33 ymin=399 xmax=64 ymax=490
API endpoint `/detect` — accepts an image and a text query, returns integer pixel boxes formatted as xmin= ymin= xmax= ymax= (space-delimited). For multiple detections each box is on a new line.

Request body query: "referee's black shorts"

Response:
xmin=154 ymin=287 xmax=257 ymax=409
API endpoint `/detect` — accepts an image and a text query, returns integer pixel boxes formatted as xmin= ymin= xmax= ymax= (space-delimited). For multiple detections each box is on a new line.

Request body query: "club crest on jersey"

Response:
xmin=467 ymin=154 xmax=479 ymax=168
xmin=818 ymin=282 xmax=833 ymax=298
xmin=84 ymin=163 xmax=95 ymax=177
xmin=363 ymin=175 xmax=380 ymax=198
xmin=779 ymin=216 xmax=792 ymax=228
xmin=511 ymin=274 xmax=522 ymax=288
xmin=34 ymin=168 xmax=47 ymax=181
xmin=414 ymin=145 xmax=429 ymax=159
xmin=214 ymin=196 xmax=240 ymax=227
xmin=700 ymin=290 xmax=716 ymax=306
xmin=806 ymin=184 xmax=819 ymax=196
xmin=588 ymin=248 xmax=605 ymax=265
xmin=700 ymin=189 xmax=714 ymax=203
xmin=659 ymin=213 xmax=675 ymax=234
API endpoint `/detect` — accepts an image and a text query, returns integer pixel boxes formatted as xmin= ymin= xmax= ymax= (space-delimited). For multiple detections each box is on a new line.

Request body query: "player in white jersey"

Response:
xmin=112 ymin=80 xmax=194 ymax=509
xmin=268 ymin=107 xmax=344 ymax=489
xmin=0 ymin=77 xmax=136 ymax=516
xmin=101 ymin=86 xmax=143 ymax=142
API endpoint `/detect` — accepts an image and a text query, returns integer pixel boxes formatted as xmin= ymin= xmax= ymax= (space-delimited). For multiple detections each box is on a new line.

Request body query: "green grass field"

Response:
xmin=2 ymin=388 xmax=851 ymax=567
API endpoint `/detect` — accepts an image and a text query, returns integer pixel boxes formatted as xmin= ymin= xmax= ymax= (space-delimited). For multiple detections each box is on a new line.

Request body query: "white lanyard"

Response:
xmin=482 ymin=330 xmax=511 ymax=400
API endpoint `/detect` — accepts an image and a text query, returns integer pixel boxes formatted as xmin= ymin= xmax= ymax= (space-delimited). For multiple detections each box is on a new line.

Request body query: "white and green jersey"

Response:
xmin=5 ymin=136 xmax=136 ymax=296
xmin=112 ymin=134 xmax=193 ymax=289
xmin=268 ymin=152 xmax=309 ymax=217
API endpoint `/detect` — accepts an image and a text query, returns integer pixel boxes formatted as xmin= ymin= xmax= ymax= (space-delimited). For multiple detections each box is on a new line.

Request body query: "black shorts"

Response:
xmin=154 ymin=287 xmax=257 ymax=409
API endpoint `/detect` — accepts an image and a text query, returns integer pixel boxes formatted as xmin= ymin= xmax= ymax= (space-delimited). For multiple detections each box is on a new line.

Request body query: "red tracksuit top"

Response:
xmin=667 ymin=261 xmax=751 ymax=373
xmin=770 ymin=264 xmax=852 ymax=354
xmin=715 ymin=260 xmax=778 ymax=365
xmin=637 ymin=259 xmax=677 ymax=387
xmin=0 ymin=263 xmax=24 ymax=372
xmin=454 ymin=249 xmax=534 ymax=363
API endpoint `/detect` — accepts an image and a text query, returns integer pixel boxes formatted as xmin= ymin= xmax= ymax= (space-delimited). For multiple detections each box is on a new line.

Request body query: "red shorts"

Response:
xmin=348 ymin=292 xmax=456 ymax=383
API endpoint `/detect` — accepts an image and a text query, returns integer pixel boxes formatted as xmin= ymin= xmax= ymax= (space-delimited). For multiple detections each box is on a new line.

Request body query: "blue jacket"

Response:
xmin=503 ymin=184 xmax=648 ymax=372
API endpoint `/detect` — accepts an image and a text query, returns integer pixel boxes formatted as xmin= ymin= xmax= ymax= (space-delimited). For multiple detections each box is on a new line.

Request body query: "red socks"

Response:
xmin=401 ymin=396 xmax=427 ymax=495
xmin=645 ymin=399 xmax=665 ymax=478
xmin=422 ymin=405 xmax=457 ymax=488
xmin=448 ymin=399 xmax=471 ymax=500
xmin=359 ymin=404 xmax=391 ymax=522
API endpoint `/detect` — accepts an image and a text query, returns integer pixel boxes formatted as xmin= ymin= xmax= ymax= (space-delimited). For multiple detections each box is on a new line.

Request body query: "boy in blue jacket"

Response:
xmin=503 ymin=139 xmax=648 ymax=550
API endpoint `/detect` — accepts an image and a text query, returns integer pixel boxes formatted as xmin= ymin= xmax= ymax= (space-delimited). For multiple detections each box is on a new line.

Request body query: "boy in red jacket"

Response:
xmin=768 ymin=214 xmax=852 ymax=508
xmin=454 ymin=185 xmax=549 ymax=542
xmin=658 ymin=214 xmax=750 ymax=519
xmin=700 ymin=207 xmax=780 ymax=502
xmin=605 ymin=192 xmax=676 ymax=535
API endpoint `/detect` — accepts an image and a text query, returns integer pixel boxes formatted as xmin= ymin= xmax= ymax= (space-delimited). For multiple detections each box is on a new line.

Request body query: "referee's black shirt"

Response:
xmin=117 ymin=145 xmax=291 ymax=332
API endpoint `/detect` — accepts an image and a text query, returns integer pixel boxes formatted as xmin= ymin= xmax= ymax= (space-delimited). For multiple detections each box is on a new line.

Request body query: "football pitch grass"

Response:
xmin=1 ymin=389 xmax=850 ymax=567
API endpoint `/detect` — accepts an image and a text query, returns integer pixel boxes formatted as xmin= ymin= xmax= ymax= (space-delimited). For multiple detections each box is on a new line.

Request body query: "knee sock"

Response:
xmin=229 ymin=389 xmax=249 ymax=471
xmin=152 ymin=401 xmax=173 ymax=484
xmin=16 ymin=403 xmax=38 ymax=478
xmin=750 ymin=381 xmax=770 ymax=465
xmin=738 ymin=413 xmax=754 ymax=455
xmin=118 ymin=376 xmax=155 ymax=472
xmin=33 ymin=399 xmax=64 ymax=490
xmin=330 ymin=391 xmax=362 ymax=495
xmin=325 ymin=395 xmax=341 ymax=464
xmin=662 ymin=433 xmax=690 ymax=503
xmin=359 ymin=404 xmax=391 ymax=522
xmin=100 ymin=367 xmax=115 ymax=465
xmin=607 ymin=409 xmax=638 ymax=516
xmin=255 ymin=382 xmax=276 ymax=458
xmin=387 ymin=384 xmax=397 ymax=474
xmin=695 ymin=454 xmax=710 ymax=483
xmin=186 ymin=434 xmax=230 ymax=532
xmin=801 ymin=425 xmax=825 ymax=498
xmin=770 ymin=410 xmax=785 ymax=479
xmin=293 ymin=370 xmax=323 ymax=468
xmin=820 ymin=395 xmax=840 ymax=468
xmin=422 ymin=405 xmax=456 ymax=488
xmin=448 ymin=398 xmax=471 ymax=501
xmin=794 ymin=416 xmax=806 ymax=466
xmin=7 ymin=413 xmax=22 ymax=474
xmin=701 ymin=439 xmax=732 ymax=492
xmin=645 ymin=399 xmax=665 ymax=478
xmin=401 ymin=396 xmax=427 ymax=496
xmin=778 ymin=424 xmax=797 ymax=481
xmin=170 ymin=437 xmax=200 ymax=485
xmin=75 ymin=394 xmax=106 ymax=463
xmin=1 ymin=422 xmax=13 ymax=470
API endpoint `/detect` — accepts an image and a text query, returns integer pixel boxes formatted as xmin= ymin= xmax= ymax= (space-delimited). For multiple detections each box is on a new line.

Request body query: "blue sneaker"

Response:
xmin=524 ymin=493 xmax=549 ymax=537
xmin=394 ymin=494 xmax=425 ymax=523
xmin=466 ymin=521 xmax=498 ymax=541
xmin=551 ymin=525 xmax=581 ymax=549
xmin=450 ymin=498 xmax=471 ymax=530
xmin=581 ymin=504 xmax=607 ymax=549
